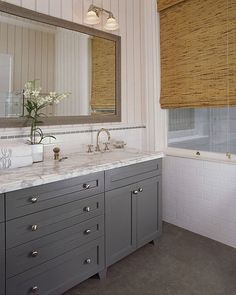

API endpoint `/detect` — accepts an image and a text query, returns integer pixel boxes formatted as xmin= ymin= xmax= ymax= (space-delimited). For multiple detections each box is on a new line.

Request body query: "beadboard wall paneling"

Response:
xmin=1 ymin=0 xmax=148 ymax=138
xmin=0 ymin=22 xmax=55 ymax=93
xmin=141 ymin=0 xmax=167 ymax=151
xmin=55 ymin=30 xmax=91 ymax=116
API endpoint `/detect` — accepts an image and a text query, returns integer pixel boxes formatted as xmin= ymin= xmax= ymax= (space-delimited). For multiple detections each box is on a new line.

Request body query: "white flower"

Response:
xmin=49 ymin=92 xmax=57 ymax=97
xmin=32 ymin=90 xmax=40 ymax=98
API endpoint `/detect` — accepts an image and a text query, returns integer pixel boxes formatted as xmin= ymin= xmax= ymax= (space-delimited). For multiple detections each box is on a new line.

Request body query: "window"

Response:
xmin=168 ymin=107 xmax=236 ymax=155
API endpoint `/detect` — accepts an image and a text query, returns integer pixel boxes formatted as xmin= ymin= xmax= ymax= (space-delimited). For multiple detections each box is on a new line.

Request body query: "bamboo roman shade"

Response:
xmin=159 ymin=0 xmax=236 ymax=109
xmin=157 ymin=0 xmax=186 ymax=12
xmin=91 ymin=37 xmax=116 ymax=112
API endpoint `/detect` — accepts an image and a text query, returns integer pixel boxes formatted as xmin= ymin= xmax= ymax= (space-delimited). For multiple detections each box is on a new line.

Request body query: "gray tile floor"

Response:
xmin=64 ymin=223 xmax=236 ymax=295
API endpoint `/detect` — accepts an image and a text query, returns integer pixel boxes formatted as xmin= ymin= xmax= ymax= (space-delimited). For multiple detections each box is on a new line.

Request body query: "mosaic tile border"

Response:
xmin=0 ymin=125 xmax=146 ymax=140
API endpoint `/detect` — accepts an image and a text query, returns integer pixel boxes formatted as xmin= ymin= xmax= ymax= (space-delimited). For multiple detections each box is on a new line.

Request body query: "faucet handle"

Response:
xmin=95 ymin=145 xmax=101 ymax=152
xmin=104 ymin=142 xmax=110 ymax=151
xmin=87 ymin=145 xmax=93 ymax=153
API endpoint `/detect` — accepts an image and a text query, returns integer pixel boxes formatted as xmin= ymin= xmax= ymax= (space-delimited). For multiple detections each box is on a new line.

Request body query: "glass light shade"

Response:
xmin=84 ymin=10 xmax=100 ymax=25
xmin=104 ymin=17 xmax=119 ymax=31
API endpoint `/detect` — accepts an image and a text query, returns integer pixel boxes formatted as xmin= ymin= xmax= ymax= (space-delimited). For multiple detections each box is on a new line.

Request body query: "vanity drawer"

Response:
xmin=6 ymin=237 xmax=104 ymax=295
xmin=6 ymin=193 xmax=104 ymax=248
xmin=105 ymin=159 xmax=162 ymax=191
xmin=0 ymin=194 xmax=4 ymax=222
xmin=6 ymin=215 xmax=104 ymax=278
xmin=6 ymin=171 xmax=104 ymax=220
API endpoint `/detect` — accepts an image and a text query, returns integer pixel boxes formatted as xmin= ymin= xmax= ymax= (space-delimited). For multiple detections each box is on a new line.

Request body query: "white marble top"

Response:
xmin=0 ymin=149 xmax=164 ymax=194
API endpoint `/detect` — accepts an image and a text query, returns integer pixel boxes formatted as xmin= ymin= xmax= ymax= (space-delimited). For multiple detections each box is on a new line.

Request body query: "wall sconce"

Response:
xmin=84 ymin=4 xmax=119 ymax=31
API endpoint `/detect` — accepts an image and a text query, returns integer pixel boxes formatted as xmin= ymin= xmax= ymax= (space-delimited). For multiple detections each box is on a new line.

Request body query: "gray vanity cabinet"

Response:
xmin=0 ymin=223 xmax=4 ymax=295
xmin=0 ymin=195 xmax=5 ymax=295
xmin=105 ymin=184 xmax=137 ymax=266
xmin=136 ymin=176 xmax=162 ymax=248
xmin=4 ymin=173 xmax=105 ymax=295
xmin=0 ymin=158 xmax=162 ymax=295
xmin=105 ymin=159 xmax=162 ymax=267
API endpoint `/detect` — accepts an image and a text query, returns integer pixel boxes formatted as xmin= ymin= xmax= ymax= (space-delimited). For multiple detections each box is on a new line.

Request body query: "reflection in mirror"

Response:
xmin=0 ymin=11 xmax=116 ymax=118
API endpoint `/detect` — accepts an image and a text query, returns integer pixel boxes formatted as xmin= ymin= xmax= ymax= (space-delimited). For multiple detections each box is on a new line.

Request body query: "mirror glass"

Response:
xmin=0 ymin=11 xmax=117 ymax=119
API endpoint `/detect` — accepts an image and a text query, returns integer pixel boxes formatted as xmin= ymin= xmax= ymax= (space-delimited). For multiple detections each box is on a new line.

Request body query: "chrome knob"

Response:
xmin=31 ymin=225 xmax=38 ymax=231
xmin=31 ymin=250 xmax=38 ymax=257
xmin=132 ymin=190 xmax=139 ymax=195
xmin=84 ymin=206 xmax=91 ymax=212
xmin=31 ymin=286 xmax=39 ymax=293
xmin=30 ymin=197 xmax=38 ymax=203
xmin=138 ymin=188 xmax=143 ymax=192
xmin=84 ymin=258 xmax=92 ymax=264
xmin=83 ymin=184 xmax=90 ymax=189
xmin=84 ymin=229 xmax=91 ymax=235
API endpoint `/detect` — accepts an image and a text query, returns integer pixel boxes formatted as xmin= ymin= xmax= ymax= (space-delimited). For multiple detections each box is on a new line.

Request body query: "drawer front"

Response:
xmin=0 ymin=195 xmax=4 ymax=222
xmin=6 ymin=171 xmax=104 ymax=220
xmin=6 ymin=193 xmax=104 ymax=248
xmin=105 ymin=159 xmax=162 ymax=191
xmin=6 ymin=238 xmax=104 ymax=295
xmin=7 ymin=215 xmax=104 ymax=278
xmin=0 ymin=223 xmax=5 ymax=295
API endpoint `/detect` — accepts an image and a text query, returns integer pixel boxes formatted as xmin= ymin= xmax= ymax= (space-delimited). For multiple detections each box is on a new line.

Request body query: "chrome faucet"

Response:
xmin=95 ymin=128 xmax=111 ymax=152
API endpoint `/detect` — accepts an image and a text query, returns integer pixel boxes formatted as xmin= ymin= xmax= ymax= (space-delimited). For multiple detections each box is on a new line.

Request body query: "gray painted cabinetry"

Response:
xmin=0 ymin=194 xmax=4 ymax=295
xmin=0 ymin=159 xmax=162 ymax=295
xmin=4 ymin=172 xmax=105 ymax=295
xmin=105 ymin=159 xmax=162 ymax=266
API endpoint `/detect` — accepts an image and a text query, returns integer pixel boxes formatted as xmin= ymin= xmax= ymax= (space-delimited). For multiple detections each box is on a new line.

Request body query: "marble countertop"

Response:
xmin=0 ymin=149 xmax=164 ymax=194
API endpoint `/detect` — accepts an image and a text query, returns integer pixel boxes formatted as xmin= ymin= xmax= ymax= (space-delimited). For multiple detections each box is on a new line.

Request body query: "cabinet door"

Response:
xmin=136 ymin=176 xmax=162 ymax=248
xmin=0 ymin=223 xmax=5 ymax=295
xmin=105 ymin=185 xmax=136 ymax=267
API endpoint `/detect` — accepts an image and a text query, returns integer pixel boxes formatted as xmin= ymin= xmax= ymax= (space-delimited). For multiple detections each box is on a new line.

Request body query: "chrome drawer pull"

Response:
xmin=84 ymin=206 xmax=91 ymax=212
xmin=31 ymin=250 xmax=39 ymax=257
xmin=138 ymin=188 xmax=143 ymax=192
xmin=31 ymin=286 xmax=39 ymax=293
xmin=83 ymin=184 xmax=90 ymax=189
xmin=84 ymin=229 xmax=91 ymax=235
xmin=132 ymin=190 xmax=139 ymax=195
xmin=30 ymin=197 xmax=38 ymax=203
xmin=84 ymin=258 xmax=92 ymax=264
xmin=31 ymin=225 xmax=38 ymax=231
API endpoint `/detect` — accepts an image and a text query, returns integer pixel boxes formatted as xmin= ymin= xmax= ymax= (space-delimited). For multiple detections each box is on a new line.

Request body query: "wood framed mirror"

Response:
xmin=0 ymin=1 xmax=121 ymax=127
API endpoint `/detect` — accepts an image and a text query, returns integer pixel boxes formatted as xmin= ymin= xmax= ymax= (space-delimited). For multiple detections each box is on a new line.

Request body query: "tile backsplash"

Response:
xmin=0 ymin=123 xmax=146 ymax=158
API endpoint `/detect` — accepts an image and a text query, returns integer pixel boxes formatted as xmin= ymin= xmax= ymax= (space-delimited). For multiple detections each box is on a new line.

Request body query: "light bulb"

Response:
xmin=84 ymin=10 xmax=100 ymax=25
xmin=104 ymin=16 xmax=119 ymax=31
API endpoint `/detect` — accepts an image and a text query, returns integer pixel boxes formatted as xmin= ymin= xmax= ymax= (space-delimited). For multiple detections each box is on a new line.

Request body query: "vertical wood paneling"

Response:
xmin=21 ymin=0 xmax=36 ymax=10
xmin=49 ymin=0 xmax=61 ymax=18
xmin=36 ymin=0 xmax=49 ymax=14
xmin=28 ymin=29 xmax=36 ymax=80
xmin=110 ymin=0 xmax=119 ymax=36
xmin=141 ymin=0 xmax=167 ymax=151
xmin=133 ymin=0 xmax=141 ymax=124
xmin=0 ymin=23 xmax=55 ymax=92
xmin=35 ymin=31 xmax=42 ymax=81
xmin=21 ymin=27 xmax=29 ymax=88
xmin=41 ymin=32 xmax=47 ymax=91
xmin=14 ymin=26 xmax=22 ymax=90
xmin=118 ymin=0 xmax=127 ymax=123
xmin=61 ymin=0 xmax=73 ymax=21
xmin=73 ymin=0 xmax=83 ymax=23
xmin=47 ymin=33 xmax=54 ymax=91
xmin=126 ymin=0 xmax=135 ymax=124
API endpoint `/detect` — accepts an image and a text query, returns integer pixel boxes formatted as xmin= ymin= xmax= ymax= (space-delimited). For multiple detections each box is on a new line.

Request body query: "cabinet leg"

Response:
xmin=98 ymin=268 xmax=107 ymax=280
xmin=150 ymin=238 xmax=159 ymax=246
